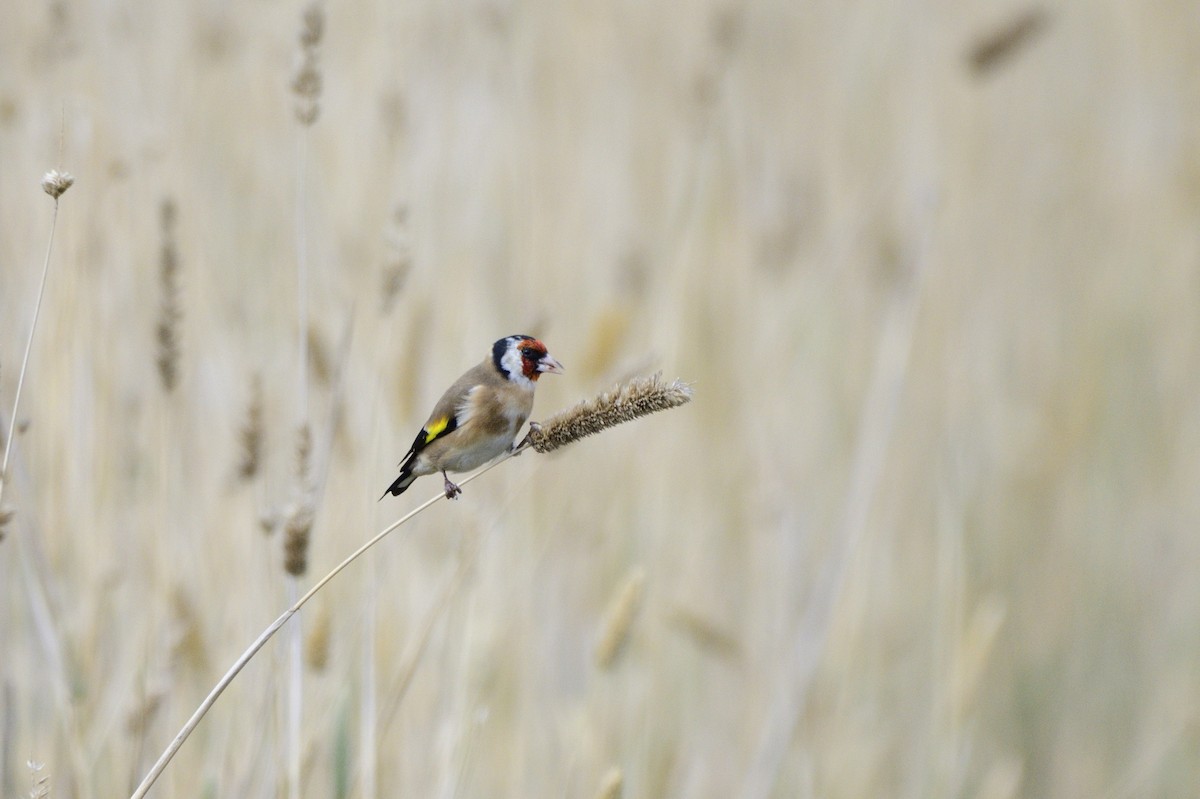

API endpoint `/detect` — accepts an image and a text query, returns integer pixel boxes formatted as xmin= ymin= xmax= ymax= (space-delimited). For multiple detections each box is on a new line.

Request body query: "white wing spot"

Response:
xmin=455 ymin=385 xmax=480 ymax=428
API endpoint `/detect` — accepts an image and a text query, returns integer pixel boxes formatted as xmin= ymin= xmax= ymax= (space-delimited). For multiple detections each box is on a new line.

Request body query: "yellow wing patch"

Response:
xmin=424 ymin=416 xmax=451 ymax=443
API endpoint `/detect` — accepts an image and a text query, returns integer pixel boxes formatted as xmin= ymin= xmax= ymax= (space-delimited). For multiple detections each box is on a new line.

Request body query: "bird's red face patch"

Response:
xmin=519 ymin=340 xmax=549 ymax=380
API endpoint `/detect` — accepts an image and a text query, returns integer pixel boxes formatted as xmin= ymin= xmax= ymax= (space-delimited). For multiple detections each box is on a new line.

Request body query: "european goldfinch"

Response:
xmin=381 ymin=335 xmax=564 ymax=500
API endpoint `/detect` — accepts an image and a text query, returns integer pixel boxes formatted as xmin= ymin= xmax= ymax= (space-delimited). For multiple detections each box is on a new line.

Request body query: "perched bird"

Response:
xmin=382 ymin=335 xmax=564 ymax=500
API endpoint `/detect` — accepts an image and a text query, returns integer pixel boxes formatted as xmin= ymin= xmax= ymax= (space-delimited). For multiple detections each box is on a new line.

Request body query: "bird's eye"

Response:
xmin=521 ymin=347 xmax=539 ymax=359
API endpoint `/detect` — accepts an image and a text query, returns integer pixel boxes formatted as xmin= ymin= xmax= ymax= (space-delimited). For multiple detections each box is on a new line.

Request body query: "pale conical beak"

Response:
xmin=537 ymin=354 xmax=564 ymax=375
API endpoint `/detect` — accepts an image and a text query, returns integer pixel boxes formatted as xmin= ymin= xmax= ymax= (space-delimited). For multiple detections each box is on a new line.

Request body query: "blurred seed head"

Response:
xmin=710 ymin=6 xmax=745 ymax=60
xmin=976 ymin=757 xmax=1024 ymax=799
xmin=285 ymin=423 xmax=316 ymax=576
xmin=259 ymin=507 xmax=282 ymax=536
xmin=237 ymin=375 xmax=264 ymax=481
xmin=295 ymin=423 xmax=313 ymax=484
xmin=41 ymin=169 xmax=74 ymax=200
xmin=292 ymin=3 xmax=325 ymax=125
xmin=171 ymin=588 xmax=209 ymax=673
xmin=667 ymin=607 xmax=741 ymax=660
xmin=951 ymin=597 xmax=1007 ymax=720
xmin=155 ymin=198 xmax=182 ymax=393
xmin=307 ymin=324 xmax=332 ymax=387
xmin=594 ymin=767 xmax=624 ymax=799
xmin=306 ymin=606 xmax=331 ymax=671
xmin=968 ymin=7 xmax=1048 ymax=76
xmin=125 ymin=692 xmax=165 ymax=738
xmin=291 ymin=66 xmax=322 ymax=111
xmin=27 ymin=758 xmax=50 ymax=799
xmin=595 ymin=567 xmax=646 ymax=670
xmin=284 ymin=503 xmax=314 ymax=577
xmin=579 ymin=306 xmax=631 ymax=380
xmin=299 ymin=3 xmax=324 ymax=48
xmin=381 ymin=204 xmax=412 ymax=314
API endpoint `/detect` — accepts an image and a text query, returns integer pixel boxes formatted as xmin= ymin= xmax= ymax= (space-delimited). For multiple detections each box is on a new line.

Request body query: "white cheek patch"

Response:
xmin=500 ymin=345 xmax=534 ymax=389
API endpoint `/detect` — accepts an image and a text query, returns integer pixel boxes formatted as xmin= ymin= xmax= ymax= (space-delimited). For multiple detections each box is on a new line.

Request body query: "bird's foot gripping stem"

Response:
xmin=510 ymin=421 xmax=541 ymax=456
xmin=442 ymin=471 xmax=462 ymax=500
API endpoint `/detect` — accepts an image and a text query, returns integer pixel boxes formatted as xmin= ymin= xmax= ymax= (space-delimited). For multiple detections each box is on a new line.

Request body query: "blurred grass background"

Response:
xmin=3 ymin=0 xmax=1200 ymax=796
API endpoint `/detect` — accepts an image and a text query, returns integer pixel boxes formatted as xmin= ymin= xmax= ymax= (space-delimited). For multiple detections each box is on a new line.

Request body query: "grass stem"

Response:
xmin=130 ymin=373 xmax=690 ymax=797
xmin=129 ymin=455 xmax=510 ymax=799
xmin=0 ymin=179 xmax=68 ymax=511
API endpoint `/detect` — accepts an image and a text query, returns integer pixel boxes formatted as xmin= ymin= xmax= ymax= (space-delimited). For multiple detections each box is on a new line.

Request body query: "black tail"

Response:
xmin=379 ymin=466 xmax=418 ymax=501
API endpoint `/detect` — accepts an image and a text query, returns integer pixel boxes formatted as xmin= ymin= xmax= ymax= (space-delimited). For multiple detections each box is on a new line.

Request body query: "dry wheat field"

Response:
xmin=2 ymin=1 xmax=1200 ymax=797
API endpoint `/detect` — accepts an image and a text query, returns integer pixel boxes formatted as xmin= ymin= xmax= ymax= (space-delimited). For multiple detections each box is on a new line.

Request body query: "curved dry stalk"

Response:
xmin=129 ymin=374 xmax=692 ymax=798
xmin=129 ymin=471 xmax=468 ymax=799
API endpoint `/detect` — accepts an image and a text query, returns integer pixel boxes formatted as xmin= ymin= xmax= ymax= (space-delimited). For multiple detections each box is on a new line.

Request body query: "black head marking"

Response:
xmin=492 ymin=334 xmax=536 ymax=374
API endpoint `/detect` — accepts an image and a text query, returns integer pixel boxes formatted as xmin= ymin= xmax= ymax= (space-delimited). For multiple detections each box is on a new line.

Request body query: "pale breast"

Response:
xmin=428 ymin=383 xmax=533 ymax=473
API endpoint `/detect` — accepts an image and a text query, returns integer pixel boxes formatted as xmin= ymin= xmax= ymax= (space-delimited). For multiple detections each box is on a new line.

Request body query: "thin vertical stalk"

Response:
xmin=288 ymin=132 xmax=309 ymax=799
xmin=287 ymin=579 xmax=302 ymax=799
xmin=0 ymin=199 xmax=61 ymax=508
xmin=361 ymin=555 xmax=378 ymax=799
xmin=296 ymin=133 xmax=309 ymax=425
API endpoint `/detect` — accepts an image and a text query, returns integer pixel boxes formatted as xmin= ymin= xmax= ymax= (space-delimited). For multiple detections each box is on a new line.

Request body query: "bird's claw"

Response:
xmin=443 ymin=476 xmax=462 ymax=500
xmin=511 ymin=422 xmax=542 ymax=456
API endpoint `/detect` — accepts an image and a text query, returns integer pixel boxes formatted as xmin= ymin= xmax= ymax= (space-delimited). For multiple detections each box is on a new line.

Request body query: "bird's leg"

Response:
xmin=510 ymin=421 xmax=541 ymax=456
xmin=442 ymin=470 xmax=462 ymax=500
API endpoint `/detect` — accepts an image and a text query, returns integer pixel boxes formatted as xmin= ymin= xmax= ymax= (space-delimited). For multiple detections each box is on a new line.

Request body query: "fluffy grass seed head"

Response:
xmin=529 ymin=372 xmax=693 ymax=454
xmin=41 ymin=169 xmax=74 ymax=200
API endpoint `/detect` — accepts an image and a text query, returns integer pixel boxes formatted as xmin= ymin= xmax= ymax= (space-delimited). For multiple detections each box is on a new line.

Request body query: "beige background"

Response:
xmin=2 ymin=1 xmax=1198 ymax=796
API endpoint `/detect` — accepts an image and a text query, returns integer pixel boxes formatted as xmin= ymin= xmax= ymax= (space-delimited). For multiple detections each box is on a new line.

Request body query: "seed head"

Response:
xmin=284 ymin=504 xmax=314 ymax=577
xmin=155 ymin=198 xmax=182 ymax=393
xmin=41 ymin=169 xmax=74 ymax=199
xmin=528 ymin=373 xmax=693 ymax=454
xmin=595 ymin=567 xmax=646 ymax=669
xmin=594 ymin=767 xmax=624 ymax=799
xmin=292 ymin=2 xmax=325 ymax=125
xmin=237 ymin=375 xmax=264 ymax=481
